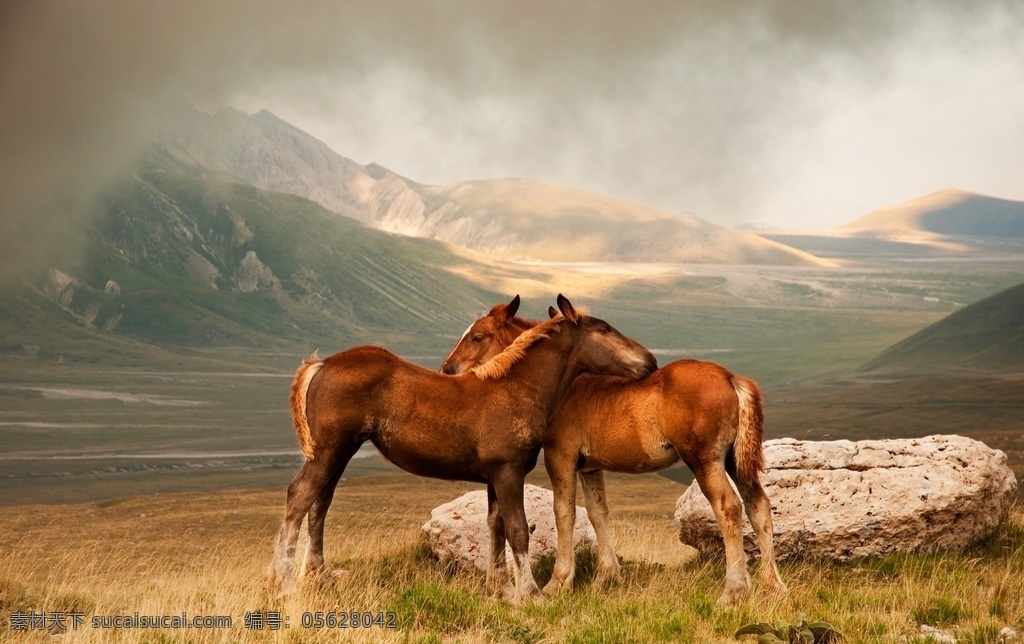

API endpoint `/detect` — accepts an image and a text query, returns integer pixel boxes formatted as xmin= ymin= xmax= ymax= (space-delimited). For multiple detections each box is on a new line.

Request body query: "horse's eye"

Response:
xmin=472 ymin=334 xmax=485 ymax=343
xmin=598 ymin=324 xmax=611 ymax=334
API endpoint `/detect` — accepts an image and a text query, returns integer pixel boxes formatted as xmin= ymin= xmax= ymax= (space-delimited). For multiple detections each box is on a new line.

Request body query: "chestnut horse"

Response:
xmin=269 ymin=295 xmax=656 ymax=603
xmin=441 ymin=296 xmax=786 ymax=604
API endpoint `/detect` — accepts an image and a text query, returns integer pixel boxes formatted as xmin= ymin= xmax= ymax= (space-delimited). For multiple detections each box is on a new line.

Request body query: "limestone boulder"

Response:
xmin=422 ymin=484 xmax=596 ymax=571
xmin=675 ymin=435 xmax=1018 ymax=561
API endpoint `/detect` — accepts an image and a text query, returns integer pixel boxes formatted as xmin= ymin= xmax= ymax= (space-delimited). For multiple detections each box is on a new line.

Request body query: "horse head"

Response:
xmin=552 ymin=294 xmax=657 ymax=380
xmin=442 ymin=294 xmax=656 ymax=380
xmin=441 ymin=294 xmax=532 ymax=374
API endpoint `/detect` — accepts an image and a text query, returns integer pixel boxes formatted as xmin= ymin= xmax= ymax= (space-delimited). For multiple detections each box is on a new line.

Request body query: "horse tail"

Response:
xmin=290 ymin=351 xmax=323 ymax=461
xmin=731 ymin=375 xmax=765 ymax=484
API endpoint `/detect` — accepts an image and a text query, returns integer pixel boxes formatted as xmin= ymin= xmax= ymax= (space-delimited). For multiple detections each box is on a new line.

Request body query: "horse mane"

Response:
xmin=508 ymin=315 xmax=542 ymax=331
xmin=471 ymin=316 xmax=562 ymax=380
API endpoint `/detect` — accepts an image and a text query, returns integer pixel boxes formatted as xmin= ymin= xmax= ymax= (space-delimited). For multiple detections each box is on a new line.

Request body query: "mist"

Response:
xmin=3 ymin=0 xmax=1023 ymax=276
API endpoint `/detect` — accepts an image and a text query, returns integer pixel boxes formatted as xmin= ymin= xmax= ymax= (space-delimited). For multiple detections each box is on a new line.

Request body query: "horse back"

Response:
xmin=307 ymin=346 xmax=532 ymax=478
xmin=548 ymin=360 xmax=741 ymax=471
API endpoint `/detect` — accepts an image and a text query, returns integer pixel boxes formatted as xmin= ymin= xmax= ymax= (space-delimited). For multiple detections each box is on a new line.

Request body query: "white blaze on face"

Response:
xmin=442 ymin=322 xmax=476 ymax=370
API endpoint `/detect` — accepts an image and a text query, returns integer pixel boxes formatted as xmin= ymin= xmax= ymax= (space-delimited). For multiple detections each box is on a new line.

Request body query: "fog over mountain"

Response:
xmin=157 ymin=106 xmax=827 ymax=265
xmin=3 ymin=1 xmax=1024 ymax=276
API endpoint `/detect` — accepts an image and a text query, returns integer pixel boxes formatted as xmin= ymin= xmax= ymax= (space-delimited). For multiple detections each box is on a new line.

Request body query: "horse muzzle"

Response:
xmin=632 ymin=352 xmax=658 ymax=379
xmin=440 ymin=361 xmax=467 ymax=375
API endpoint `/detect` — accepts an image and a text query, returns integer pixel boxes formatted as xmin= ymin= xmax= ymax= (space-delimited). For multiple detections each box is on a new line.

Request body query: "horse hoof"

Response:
xmin=541 ymin=579 xmax=568 ymax=596
xmin=717 ymin=586 xmax=751 ymax=606
xmin=593 ymin=568 xmax=622 ymax=588
xmin=510 ymin=587 xmax=547 ymax=606
xmin=498 ymin=582 xmax=517 ymax=602
xmin=526 ymin=590 xmax=547 ymax=606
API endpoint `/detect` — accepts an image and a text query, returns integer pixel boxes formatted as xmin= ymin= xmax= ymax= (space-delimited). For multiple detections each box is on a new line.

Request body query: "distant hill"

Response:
xmin=397 ymin=179 xmax=830 ymax=264
xmin=0 ymin=146 xmax=498 ymax=362
xmin=833 ymin=189 xmax=1024 ymax=241
xmin=158 ymin=107 xmax=828 ymax=266
xmin=861 ymin=280 xmax=1024 ymax=373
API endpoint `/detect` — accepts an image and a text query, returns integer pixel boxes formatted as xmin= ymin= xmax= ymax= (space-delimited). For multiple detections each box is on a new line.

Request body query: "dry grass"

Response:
xmin=1 ymin=471 xmax=1021 ymax=643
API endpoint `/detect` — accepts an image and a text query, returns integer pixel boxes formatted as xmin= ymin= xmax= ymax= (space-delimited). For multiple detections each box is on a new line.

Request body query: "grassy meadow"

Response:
xmin=1 ymin=471 xmax=1021 ymax=643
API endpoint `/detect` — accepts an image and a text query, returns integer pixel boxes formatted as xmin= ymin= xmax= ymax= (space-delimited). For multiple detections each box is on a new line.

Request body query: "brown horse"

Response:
xmin=441 ymin=296 xmax=786 ymax=604
xmin=268 ymin=295 xmax=657 ymax=603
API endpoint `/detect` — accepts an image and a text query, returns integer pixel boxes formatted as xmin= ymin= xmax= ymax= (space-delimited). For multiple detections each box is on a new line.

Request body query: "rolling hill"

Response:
xmin=833 ymin=188 xmax=1024 ymax=241
xmin=0 ymin=146 xmax=500 ymax=364
xmin=157 ymin=106 xmax=829 ymax=266
xmin=385 ymin=178 xmax=831 ymax=264
xmin=860 ymin=279 xmax=1024 ymax=373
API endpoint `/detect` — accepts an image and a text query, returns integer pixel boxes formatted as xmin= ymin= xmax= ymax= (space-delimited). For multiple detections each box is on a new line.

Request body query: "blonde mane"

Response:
xmin=471 ymin=317 xmax=563 ymax=380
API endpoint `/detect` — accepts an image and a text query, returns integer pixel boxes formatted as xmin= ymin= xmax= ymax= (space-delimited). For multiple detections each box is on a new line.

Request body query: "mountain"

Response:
xmin=833 ymin=189 xmax=1024 ymax=241
xmin=158 ymin=107 xmax=828 ymax=266
xmin=374 ymin=178 xmax=830 ymax=264
xmin=1 ymin=146 xmax=499 ymax=362
xmin=861 ymin=279 xmax=1024 ymax=373
xmin=156 ymin=106 xmax=376 ymax=225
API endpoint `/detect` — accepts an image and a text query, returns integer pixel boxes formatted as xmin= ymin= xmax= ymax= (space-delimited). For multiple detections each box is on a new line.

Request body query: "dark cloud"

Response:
xmin=3 ymin=0 xmax=1023 ymax=274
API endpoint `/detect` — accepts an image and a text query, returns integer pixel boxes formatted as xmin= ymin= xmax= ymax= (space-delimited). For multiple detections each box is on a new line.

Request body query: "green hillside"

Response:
xmin=0 ymin=146 xmax=498 ymax=365
xmin=861 ymin=279 xmax=1024 ymax=373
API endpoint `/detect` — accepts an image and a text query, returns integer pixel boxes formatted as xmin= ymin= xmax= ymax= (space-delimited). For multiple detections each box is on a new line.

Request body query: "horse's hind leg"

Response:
xmin=493 ymin=468 xmax=544 ymax=605
xmin=579 ymin=469 xmax=621 ymax=587
xmin=302 ymin=463 xmax=347 ymax=577
xmin=485 ymin=484 xmax=512 ymax=597
xmin=692 ymin=462 xmax=752 ymax=605
xmin=269 ymin=438 xmax=362 ymax=596
xmin=542 ymin=449 xmax=579 ymax=595
xmin=727 ymin=462 xmax=786 ymax=596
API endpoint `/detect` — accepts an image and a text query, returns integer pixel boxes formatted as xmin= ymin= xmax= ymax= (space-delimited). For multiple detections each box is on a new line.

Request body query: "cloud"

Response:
xmin=3 ymin=0 xmax=1023 ymax=274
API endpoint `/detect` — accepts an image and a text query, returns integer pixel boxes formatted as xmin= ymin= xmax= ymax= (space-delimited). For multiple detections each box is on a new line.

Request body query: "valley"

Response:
xmin=3 ymin=252 xmax=1022 ymax=505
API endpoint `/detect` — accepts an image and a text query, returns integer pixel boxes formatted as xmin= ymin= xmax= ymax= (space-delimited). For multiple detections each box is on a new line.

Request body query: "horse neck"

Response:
xmin=505 ymin=325 xmax=582 ymax=412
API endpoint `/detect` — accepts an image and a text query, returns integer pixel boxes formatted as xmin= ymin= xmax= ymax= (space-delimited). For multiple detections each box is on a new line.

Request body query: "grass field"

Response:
xmin=1 ymin=471 xmax=1021 ymax=643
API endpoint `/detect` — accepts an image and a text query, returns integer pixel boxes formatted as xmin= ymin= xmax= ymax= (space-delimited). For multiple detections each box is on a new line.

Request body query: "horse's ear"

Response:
xmin=556 ymin=294 xmax=579 ymax=324
xmin=547 ymin=306 xmax=558 ymax=319
xmin=506 ymin=294 xmax=521 ymax=319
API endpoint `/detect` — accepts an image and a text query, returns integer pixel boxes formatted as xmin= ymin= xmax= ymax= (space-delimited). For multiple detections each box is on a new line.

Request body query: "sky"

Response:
xmin=2 ymin=0 xmax=1023 ymax=275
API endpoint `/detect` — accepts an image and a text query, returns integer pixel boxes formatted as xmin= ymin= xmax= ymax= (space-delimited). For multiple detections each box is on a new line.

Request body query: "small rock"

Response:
xmin=919 ymin=624 xmax=956 ymax=643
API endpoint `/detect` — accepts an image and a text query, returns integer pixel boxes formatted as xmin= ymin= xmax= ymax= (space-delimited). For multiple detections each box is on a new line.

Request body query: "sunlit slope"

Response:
xmin=861 ymin=280 xmax=1024 ymax=373
xmin=159 ymin=106 xmax=829 ymax=266
xmin=834 ymin=189 xmax=1024 ymax=241
xmin=400 ymin=179 xmax=832 ymax=264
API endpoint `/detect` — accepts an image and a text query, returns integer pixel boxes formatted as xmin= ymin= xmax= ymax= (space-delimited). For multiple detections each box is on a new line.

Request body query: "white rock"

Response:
xmin=675 ymin=435 xmax=1018 ymax=561
xmin=422 ymin=484 xmax=596 ymax=571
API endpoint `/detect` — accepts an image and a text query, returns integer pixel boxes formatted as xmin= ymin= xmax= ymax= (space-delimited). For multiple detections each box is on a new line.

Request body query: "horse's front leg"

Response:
xmin=579 ymin=469 xmax=621 ymax=587
xmin=542 ymin=449 xmax=579 ymax=595
xmin=492 ymin=468 xmax=544 ymax=605
xmin=484 ymin=484 xmax=513 ymax=597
